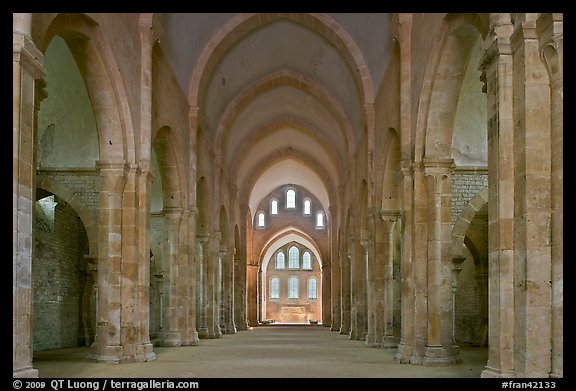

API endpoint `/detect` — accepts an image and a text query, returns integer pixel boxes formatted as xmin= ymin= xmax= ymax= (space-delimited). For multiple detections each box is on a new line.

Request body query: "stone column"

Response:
xmin=365 ymin=227 xmax=378 ymax=347
xmin=339 ymin=248 xmax=351 ymax=335
xmin=181 ymin=208 xmax=199 ymax=345
xmin=118 ymin=165 xmax=155 ymax=362
xmin=479 ymin=13 xmax=516 ymax=378
xmin=246 ymin=263 xmax=259 ymax=327
xmin=381 ymin=211 xmax=400 ymax=348
xmin=218 ymin=246 xmax=228 ymax=335
xmin=330 ymin=206 xmax=341 ymax=331
xmin=224 ymin=246 xmax=237 ymax=334
xmin=349 ymin=236 xmax=365 ymax=340
xmin=208 ymin=236 xmax=222 ymax=338
xmin=13 ymin=13 xmax=43 ymax=378
xmin=234 ymin=253 xmax=248 ymax=331
xmin=135 ymin=167 xmax=155 ymax=361
xmin=161 ymin=207 xmax=182 ymax=346
xmin=537 ymin=13 xmax=563 ymax=379
xmin=511 ymin=14 xmax=553 ymax=378
xmin=395 ymin=160 xmax=415 ymax=364
xmin=423 ymin=160 xmax=460 ymax=365
xmin=321 ymin=261 xmax=331 ymax=326
xmin=89 ymin=161 xmax=126 ymax=362
xmin=80 ymin=256 xmax=98 ymax=347
xmin=411 ymin=162 xmax=428 ymax=364
xmin=196 ymin=236 xmax=209 ymax=338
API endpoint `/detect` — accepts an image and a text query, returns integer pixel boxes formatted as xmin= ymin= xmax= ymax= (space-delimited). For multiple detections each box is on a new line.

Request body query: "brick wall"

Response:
xmin=451 ymin=169 xmax=487 ymax=224
xmin=39 ymin=170 xmax=100 ymax=221
xmin=33 ymin=196 xmax=88 ymax=351
xmin=454 ymin=256 xmax=483 ymax=344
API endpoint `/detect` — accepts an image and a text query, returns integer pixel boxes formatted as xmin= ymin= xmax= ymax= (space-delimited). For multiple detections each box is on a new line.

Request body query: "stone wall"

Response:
xmin=33 ymin=197 xmax=88 ymax=351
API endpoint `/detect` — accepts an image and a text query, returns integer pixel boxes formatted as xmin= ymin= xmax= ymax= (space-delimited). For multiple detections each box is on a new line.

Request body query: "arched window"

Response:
xmin=257 ymin=211 xmax=265 ymax=227
xmin=288 ymin=246 xmax=299 ymax=269
xmin=271 ymin=199 xmax=278 ymax=215
xmin=303 ymin=199 xmax=311 ymax=215
xmin=270 ymin=277 xmax=280 ymax=300
xmin=276 ymin=252 xmax=285 ymax=269
xmin=302 ymin=251 xmax=312 ymax=270
xmin=286 ymin=189 xmax=296 ymax=208
xmin=288 ymin=276 xmax=299 ymax=299
xmin=308 ymin=277 xmax=317 ymax=300
xmin=316 ymin=211 xmax=324 ymax=228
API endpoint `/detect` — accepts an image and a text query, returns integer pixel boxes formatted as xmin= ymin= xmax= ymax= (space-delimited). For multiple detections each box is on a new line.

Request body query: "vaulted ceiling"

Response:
xmin=158 ymin=13 xmax=394 ymax=213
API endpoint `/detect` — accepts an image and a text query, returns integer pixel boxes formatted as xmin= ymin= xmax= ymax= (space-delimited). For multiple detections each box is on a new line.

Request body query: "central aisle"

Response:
xmin=33 ymin=325 xmax=487 ymax=378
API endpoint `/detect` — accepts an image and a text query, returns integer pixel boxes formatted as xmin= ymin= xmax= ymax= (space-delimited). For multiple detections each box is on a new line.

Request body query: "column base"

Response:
xmin=13 ymin=367 xmax=39 ymax=378
xmin=197 ymin=327 xmax=210 ymax=339
xmin=188 ymin=331 xmax=200 ymax=346
xmin=135 ymin=342 xmax=156 ymax=362
xmin=481 ymin=366 xmax=515 ymax=378
xmin=339 ymin=326 xmax=350 ymax=335
xmin=161 ymin=331 xmax=181 ymax=347
xmin=423 ymin=345 xmax=462 ymax=366
xmin=381 ymin=336 xmax=398 ymax=348
xmin=87 ymin=344 xmax=122 ymax=363
xmin=365 ymin=333 xmax=376 ymax=346
xmin=394 ymin=342 xmax=412 ymax=363
xmin=226 ymin=323 xmax=237 ymax=334
xmin=236 ymin=324 xmax=248 ymax=331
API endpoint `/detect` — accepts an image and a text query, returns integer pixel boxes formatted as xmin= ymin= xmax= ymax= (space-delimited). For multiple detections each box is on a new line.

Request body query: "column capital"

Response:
xmin=380 ymin=210 xmax=401 ymax=222
xmin=13 ymin=32 xmax=44 ymax=78
xmin=479 ymin=14 xmax=514 ymax=71
xmin=537 ymin=13 xmax=563 ymax=81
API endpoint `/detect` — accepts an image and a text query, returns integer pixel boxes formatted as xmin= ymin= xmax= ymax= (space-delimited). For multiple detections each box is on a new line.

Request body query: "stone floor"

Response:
xmin=33 ymin=325 xmax=488 ymax=379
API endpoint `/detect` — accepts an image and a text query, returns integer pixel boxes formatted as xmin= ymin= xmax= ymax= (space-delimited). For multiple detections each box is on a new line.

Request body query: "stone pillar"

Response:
xmin=89 ymin=161 xmax=126 ymax=362
xmin=321 ymin=261 xmax=331 ymax=326
xmin=339 ymin=248 xmax=351 ymax=335
xmin=537 ymin=13 xmax=563 ymax=379
xmin=187 ymin=106 xmax=200 ymax=344
xmin=209 ymin=236 xmax=222 ymax=338
xmin=410 ymin=162 xmax=428 ymax=364
xmin=13 ymin=12 xmax=43 ymax=378
xmin=330 ymin=206 xmax=341 ymax=331
xmin=196 ymin=236 xmax=209 ymax=338
xmin=80 ymin=257 xmax=98 ymax=347
xmin=365 ymin=227 xmax=378 ymax=346
xmin=117 ymin=164 xmax=155 ymax=362
xmin=134 ymin=167 xmax=155 ymax=361
xmin=218 ymin=246 xmax=228 ymax=335
xmin=423 ymin=160 xmax=460 ymax=365
xmin=181 ymin=208 xmax=199 ymax=345
xmin=234 ymin=254 xmax=248 ymax=331
xmin=479 ymin=13 xmax=516 ymax=378
xmin=349 ymin=236 xmax=366 ymax=340
xmin=161 ymin=207 xmax=182 ymax=346
xmin=381 ymin=211 xmax=400 ymax=348
xmin=223 ymin=246 xmax=237 ymax=334
xmin=246 ymin=263 xmax=259 ymax=327
xmin=511 ymin=14 xmax=553 ymax=378
xmin=395 ymin=160 xmax=415 ymax=364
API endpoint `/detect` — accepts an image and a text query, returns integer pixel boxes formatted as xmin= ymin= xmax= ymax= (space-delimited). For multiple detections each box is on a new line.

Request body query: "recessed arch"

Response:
xmin=414 ymin=13 xmax=488 ymax=163
xmin=36 ymin=176 xmax=97 ymax=257
xmin=152 ymin=126 xmax=186 ymax=210
xmin=41 ymin=13 xmax=135 ymax=164
xmin=452 ymin=187 xmax=488 ymax=260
